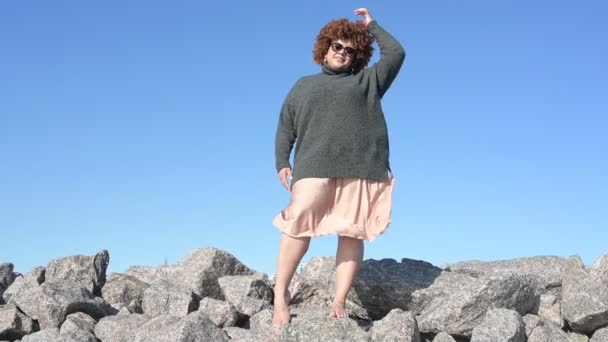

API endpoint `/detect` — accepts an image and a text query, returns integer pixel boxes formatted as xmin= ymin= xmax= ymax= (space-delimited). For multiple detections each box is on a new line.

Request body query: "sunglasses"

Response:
xmin=331 ymin=42 xmax=356 ymax=56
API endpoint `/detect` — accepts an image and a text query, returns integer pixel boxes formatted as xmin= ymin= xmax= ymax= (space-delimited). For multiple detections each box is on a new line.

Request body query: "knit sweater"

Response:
xmin=274 ymin=20 xmax=405 ymax=189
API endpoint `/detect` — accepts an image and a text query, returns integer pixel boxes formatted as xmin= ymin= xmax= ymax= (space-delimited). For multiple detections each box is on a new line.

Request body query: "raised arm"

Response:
xmin=355 ymin=8 xmax=406 ymax=97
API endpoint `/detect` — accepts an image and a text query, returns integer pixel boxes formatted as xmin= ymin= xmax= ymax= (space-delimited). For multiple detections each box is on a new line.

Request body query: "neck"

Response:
xmin=322 ymin=62 xmax=352 ymax=76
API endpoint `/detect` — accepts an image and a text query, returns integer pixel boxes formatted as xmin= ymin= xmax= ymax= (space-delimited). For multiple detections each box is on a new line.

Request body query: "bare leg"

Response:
xmin=272 ymin=233 xmax=311 ymax=326
xmin=330 ymin=236 xmax=364 ymax=318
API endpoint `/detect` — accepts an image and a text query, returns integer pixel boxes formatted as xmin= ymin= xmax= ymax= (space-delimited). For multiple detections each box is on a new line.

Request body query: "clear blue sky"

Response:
xmin=1 ymin=1 xmax=606 ymax=277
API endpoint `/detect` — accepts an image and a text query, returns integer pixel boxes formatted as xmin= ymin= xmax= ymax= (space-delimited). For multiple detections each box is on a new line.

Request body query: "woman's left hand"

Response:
xmin=354 ymin=8 xmax=374 ymax=26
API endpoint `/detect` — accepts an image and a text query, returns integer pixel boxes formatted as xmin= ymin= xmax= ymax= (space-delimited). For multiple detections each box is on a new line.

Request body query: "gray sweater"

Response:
xmin=275 ymin=20 xmax=405 ymax=189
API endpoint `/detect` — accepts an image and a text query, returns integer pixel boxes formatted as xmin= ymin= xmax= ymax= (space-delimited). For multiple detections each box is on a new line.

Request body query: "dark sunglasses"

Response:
xmin=331 ymin=42 xmax=356 ymax=56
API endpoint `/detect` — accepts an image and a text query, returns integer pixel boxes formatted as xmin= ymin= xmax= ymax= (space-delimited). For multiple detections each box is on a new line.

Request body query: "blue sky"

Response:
xmin=1 ymin=1 xmax=606 ymax=277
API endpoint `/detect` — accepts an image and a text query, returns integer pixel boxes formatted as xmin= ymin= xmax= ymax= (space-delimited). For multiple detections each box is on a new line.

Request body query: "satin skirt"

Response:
xmin=272 ymin=171 xmax=395 ymax=241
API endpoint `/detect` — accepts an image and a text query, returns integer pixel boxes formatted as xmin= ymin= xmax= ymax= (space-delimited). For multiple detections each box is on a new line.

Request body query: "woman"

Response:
xmin=272 ymin=8 xmax=405 ymax=326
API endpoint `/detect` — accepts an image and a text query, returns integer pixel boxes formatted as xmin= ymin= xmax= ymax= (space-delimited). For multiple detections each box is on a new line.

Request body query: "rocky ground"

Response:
xmin=1 ymin=247 xmax=607 ymax=341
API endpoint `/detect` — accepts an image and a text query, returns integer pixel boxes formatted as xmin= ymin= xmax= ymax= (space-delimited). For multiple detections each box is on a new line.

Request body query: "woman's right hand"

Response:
xmin=278 ymin=167 xmax=293 ymax=192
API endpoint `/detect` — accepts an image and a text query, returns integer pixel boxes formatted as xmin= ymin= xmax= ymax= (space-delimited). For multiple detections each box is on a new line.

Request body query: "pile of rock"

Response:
xmin=1 ymin=247 xmax=607 ymax=341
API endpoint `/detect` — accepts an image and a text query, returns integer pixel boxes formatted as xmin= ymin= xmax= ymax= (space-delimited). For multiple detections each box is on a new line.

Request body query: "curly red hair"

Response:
xmin=313 ymin=19 xmax=375 ymax=74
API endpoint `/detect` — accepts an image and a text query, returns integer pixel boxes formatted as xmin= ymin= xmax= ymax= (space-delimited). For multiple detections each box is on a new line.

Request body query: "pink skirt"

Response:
xmin=272 ymin=171 xmax=395 ymax=241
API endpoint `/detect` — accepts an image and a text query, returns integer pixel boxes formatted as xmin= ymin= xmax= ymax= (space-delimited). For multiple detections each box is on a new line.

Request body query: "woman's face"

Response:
xmin=324 ymin=39 xmax=356 ymax=71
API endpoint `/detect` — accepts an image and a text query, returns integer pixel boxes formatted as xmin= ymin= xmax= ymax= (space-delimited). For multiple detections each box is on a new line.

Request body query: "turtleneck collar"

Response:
xmin=322 ymin=62 xmax=353 ymax=76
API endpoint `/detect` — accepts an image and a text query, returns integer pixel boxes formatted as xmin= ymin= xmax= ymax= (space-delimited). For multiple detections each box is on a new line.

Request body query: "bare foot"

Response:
xmin=272 ymin=289 xmax=292 ymax=327
xmin=329 ymin=300 xmax=348 ymax=318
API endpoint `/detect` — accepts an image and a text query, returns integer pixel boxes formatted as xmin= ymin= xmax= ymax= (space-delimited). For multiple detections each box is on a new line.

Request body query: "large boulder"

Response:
xmin=11 ymin=280 xmax=113 ymax=329
xmin=218 ymin=272 xmax=273 ymax=317
xmin=21 ymin=328 xmax=60 ymax=342
xmin=354 ymin=258 xmax=442 ymax=320
xmin=45 ymin=250 xmax=109 ymax=296
xmin=0 ymin=303 xmax=37 ymax=340
xmin=527 ymin=323 xmax=570 ymax=342
xmin=591 ymin=326 xmax=608 ymax=342
xmin=94 ymin=313 xmax=150 ymax=342
xmin=141 ymin=279 xmax=198 ymax=317
xmin=470 ymin=308 xmax=526 ymax=342
xmin=249 ymin=307 xmax=369 ymax=342
xmin=293 ymin=256 xmax=369 ymax=320
xmin=126 ymin=247 xmax=255 ymax=301
xmin=2 ymin=267 xmax=45 ymax=304
xmin=561 ymin=255 xmax=608 ymax=333
xmin=132 ymin=310 xmax=229 ymax=342
xmin=432 ymin=332 xmax=457 ymax=342
xmin=412 ymin=271 xmax=536 ymax=338
xmin=0 ymin=263 xmax=17 ymax=304
xmin=445 ymin=256 xmax=568 ymax=297
xmin=102 ymin=273 xmax=149 ymax=311
xmin=368 ymin=308 xmax=420 ymax=342
xmin=198 ymin=297 xmax=239 ymax=328
xmin=58 ymin=312 xmax=97 ymax=342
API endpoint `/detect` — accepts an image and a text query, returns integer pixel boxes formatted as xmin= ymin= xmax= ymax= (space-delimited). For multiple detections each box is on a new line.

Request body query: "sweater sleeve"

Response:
xmin=274 ymin=83 xmax=298 ymax=173
xmin=366 ymin=20 xmax=406 ymax=98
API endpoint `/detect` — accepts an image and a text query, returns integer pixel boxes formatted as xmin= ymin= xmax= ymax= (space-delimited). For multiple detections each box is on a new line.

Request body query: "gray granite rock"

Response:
xmin=527 ymin=323 xmax=570 ymax=342
xmin=12 ymin=280 xmax=113 ymax=329
xmin=592 ymin=253 xmax=608 ymax=285
xmin=412 ymin=271 xmax=536 ymax=338
xmin=250 ymin=307 xmax=369 ymax=342
xmin=198 ymin=297 xmax=239 ymax=328
xmin=369 ymin=308 xmax=420 ymax=342
xmin=223 ymin=326 xmax=259 ymax=341
xmin=141 ymin=278 xmax=198 ymax=317
xmin=102 ymin=273 xmax=149 ymax=311
xmin=218 ymin=272 xmax=273 ymax=317
xmin=562 ymin=255 xmax=608 ymax=333
xmin=432 ymin=332 xmax=457 ymax=342
xmin=126 ymin=247 xmax=255 ymax=301
xmin=94 ymin=313 xmax=150 ymax=342
xmin=570 ymin=331 xmax=590 ymax=342
xmin=591 ymin=326 xmax=608 ymax=342
xmin=132 ymin=310 xmax=229 ymax=342
xmin=445 ymin=256 xmax=568 ymax=297
xmin=0 ymin=263 xmax=17 ymax=305
xmin=294 ymin=256 xmax=370 ymax=320
xmin=45 ymin=250 xmax=109 ymax=296
xmin=2 ymin=267 xmax=45 ymax=304
xmin=521 ymin=314 xmax=543 ymax=339
xmin=58 ymin=312 xmax=97 ymax=342
xmin=537 ymin=293 xmax=563 ymax=328
xmin=20 ymin=328 xmax=59 ymax=342
xmin=354 ymin=258 xmax=442 ymax=320
xmin=470 ymin=308 xmax=525 ymax=342
xmin=0 ymin=303 xmax=37 ymax=341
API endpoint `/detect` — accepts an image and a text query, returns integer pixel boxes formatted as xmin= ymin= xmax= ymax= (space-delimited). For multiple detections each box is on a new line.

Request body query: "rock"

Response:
xmin=432 ymin=332 xmax=457 ymax=342
xmin=250 ymin=307 xmax=369 ymax=342
xmin=521 ymin=314 xmax=543 ymax=339
xmin=527 ymin=323 xmax=570 ymax=342
xmin=141 ymin=279 xmax=198 ymax=317
xmin=369 ymin=308 xmax=420 ymax=342
xmin=2 ymin=267 xmax=45 ymax=304
xmin=102 ymin=273 xmax=149 ymax=311
xmin=20 ymin=328 xmax=60 ymax=342
xmin=445 ymin=256 xmax=568 ymax=297
xmin=591 ymin=326 xmax=608 ymax=342
xmin=58 ymin=312 xmax=97 ymax=342
xmin=592 ymin=253 xmax=608 ymax=285
xmin=126 ymin=247 xmax=255 ymax=301
xmin=470 ymin=308 xmax=525 ymax=342
xmin=0 ymin=263 xmax=17 ymax=304
xmin=570 ymin=332 xmax=590 ymax=342
xmin=94 ymin=313 xmax=150 ymax=342
xmin=45 ymin=250 xmax=109 ymax=296
xmin=412 ymin=271 xmax=536 ymax=338
xmin=198 ymin=297 xmax=239 ymax=328
xmin=561 ymin=255 xmax=608 ymax=333
xmin=132 ymin=310 xmax=229 ymax=342
xmin=218 ymin=272 xmax=273 ymax=317
xmin=294 ymin=256 xmax=370 ymax=320
xmin=223 ymin=326 xmax=259 ymax=341
xmin=0 ymin=303 xmax=37 ymax=340
xmin=537 ymin=293 xmax=563 ymax=328
xmin=12 ymin=280 xmax=113 ymax=329
xmin=355 ymin=258 xmax=442 ymax=320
